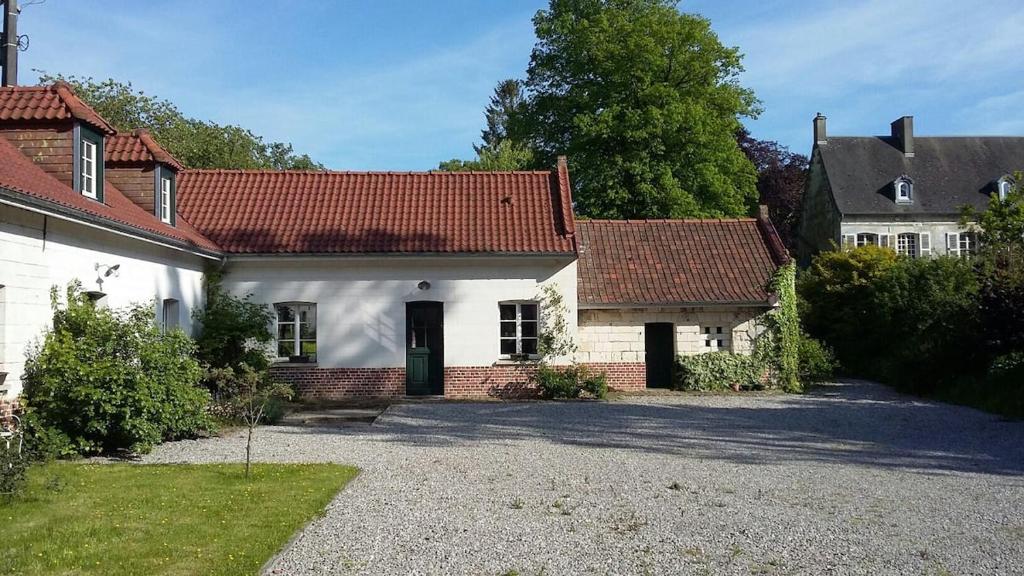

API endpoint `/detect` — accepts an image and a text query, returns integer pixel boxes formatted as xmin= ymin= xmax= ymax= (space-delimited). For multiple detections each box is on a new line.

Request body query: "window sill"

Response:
xmin=494 ymin=358 xmax=541 ymax=366
xmin=272 ymin=361 xmax=319 ymax=368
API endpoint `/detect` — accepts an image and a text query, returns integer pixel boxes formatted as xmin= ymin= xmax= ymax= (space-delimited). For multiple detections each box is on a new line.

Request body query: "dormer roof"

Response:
xmin=0 ymin=82 xmax=115 ymax=134
xmin=106 ymin=129 xmax=184 ymax=170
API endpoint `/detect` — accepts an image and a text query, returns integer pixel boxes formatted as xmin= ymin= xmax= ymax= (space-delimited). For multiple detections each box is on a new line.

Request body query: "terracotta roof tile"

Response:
xmin=577 ymin=219 xmax=788 ymax=306
xmin=0 ymin=135 xmax=219 ymax=253
xmin=0 ymin=83 xmax=115 ymax=134
xmin=177 ymin=169 xmax=577 ymax=255
xmin=106 ymin=129 xmax=184 ymax=170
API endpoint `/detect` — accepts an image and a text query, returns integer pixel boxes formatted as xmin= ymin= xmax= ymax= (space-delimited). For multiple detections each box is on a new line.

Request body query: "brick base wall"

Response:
xmin=0 ymin=398 xmax=21 ymax=426
xmin=272 ymin=362 xmax=650 ymax=400
xmin=583 ymin=362 xmax=646 ymax=392
xmin=270 ymin=366 xmax=405 ymax=399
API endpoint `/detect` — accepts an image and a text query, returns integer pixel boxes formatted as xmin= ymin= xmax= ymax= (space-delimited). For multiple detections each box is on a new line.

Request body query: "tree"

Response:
xmin=478 ymin=79 xmax=526 ymax=152
xmin=39 ymin=74 xmax=324 ymax=171
xmin=207 ymin=364 xmax=292 ymax=479
xmin=438 ymin=80 xmax=534 ymax=172
xmin=193 ymin=273 xmax=275 ymax=374
xmin=962 ymin=174 xmax=1024 ymax=354
xmin=736 ymin=127 xmax=808 ymax=249
xmin=513 ymin=0 xmax=759 ymax=218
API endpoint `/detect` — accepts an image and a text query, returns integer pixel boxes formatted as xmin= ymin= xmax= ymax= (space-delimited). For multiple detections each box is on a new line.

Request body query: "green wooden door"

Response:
xmin=406 ymin=302 xmax=444 ymax=395
xmin=645 ymin=323 xmax=675 ymax=389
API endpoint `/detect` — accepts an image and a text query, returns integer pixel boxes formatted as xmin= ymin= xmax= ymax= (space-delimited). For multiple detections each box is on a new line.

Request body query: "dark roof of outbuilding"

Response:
xmin=818 ymin=136 xmax=1024 ymax=216
xmin=576 ymin=217 xmax=788 ymax=307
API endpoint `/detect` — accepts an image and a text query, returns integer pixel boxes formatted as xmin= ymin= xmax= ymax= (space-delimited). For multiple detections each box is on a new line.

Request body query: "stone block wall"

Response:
xmin=577 ymin=307 xmax=766 ymax=363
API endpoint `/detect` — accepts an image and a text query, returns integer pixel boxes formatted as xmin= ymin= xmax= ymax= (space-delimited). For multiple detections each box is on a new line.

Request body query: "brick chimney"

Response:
xmin=813 ymin=113 xmax=827 ymax=145
xmin=891 ymin=116 xmax=914 ymax=157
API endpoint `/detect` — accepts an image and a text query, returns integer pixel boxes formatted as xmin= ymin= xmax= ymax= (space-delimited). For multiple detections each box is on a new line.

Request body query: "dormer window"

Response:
xmin=893 ymin=176 xmax=913 ymax=204
xmin=74 ymin=124 xmax=105 ymax=202
xmin=154 ymin=165 xmax=176 ymax=226
xmin=997 ymin=176 xmax=1015 ymax=201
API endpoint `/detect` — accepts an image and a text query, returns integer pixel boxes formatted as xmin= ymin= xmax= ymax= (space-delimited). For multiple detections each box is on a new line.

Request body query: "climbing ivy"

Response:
xmin=761 ymin=262 xmax=801 ymax=392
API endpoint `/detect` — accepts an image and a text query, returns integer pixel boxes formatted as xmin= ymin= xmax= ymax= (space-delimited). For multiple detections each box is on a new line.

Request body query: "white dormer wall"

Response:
xmin=837 ymin=220 xmax=974 ymax=256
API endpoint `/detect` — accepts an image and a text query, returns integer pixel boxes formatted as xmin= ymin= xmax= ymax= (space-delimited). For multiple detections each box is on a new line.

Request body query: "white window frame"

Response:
xmin=499 ymin=301 xmax=540 ymax=359
xmin=275 ymin=302 xmax=317 ymax=362
xmin=702 ymin=326 xmax=729 ymax=351
xmin=896 ymin=181 xmax=912 ymax=203
xmin=896 ymin=232 xmax=918 ymax=258
xmin=81 ymin=139 xmax=97 ymax=199
xmin=856 ymin=232 xmax=879 ymax=247
xmin=998 ymin=178 xmax=1013 ymax=201
xmin=946 ymin=232 xmax=975 ymax=258
xmin=159 ymin=176 xmax=172 ymax=224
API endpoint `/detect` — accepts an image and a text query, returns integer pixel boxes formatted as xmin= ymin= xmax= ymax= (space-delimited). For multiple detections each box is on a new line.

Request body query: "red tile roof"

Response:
xmin=0 ymin=83 xmax=115 ymax=134
xmin=106 ymin=129 xmax=184 ymax=170
xmin=577 ymin=218 xmax=789 ymax=306
xmin=177 ymin=169 xmax=577 ymax=255
xmin=0 ymin=135 xmax=220 ymax=254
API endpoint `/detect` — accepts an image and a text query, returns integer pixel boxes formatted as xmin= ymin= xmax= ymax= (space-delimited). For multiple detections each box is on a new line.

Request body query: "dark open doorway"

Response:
xmin=644 ymin=322 xmax=675 ymax=389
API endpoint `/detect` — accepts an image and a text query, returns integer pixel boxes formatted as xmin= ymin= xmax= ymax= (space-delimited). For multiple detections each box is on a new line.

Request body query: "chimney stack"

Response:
xmin=891 ymin=116 xmax=914 ymax=157
xmin=813 ymin=113 xmax=827 ymax=145
xmin=1 ymin=0 xmax=17 ymax=87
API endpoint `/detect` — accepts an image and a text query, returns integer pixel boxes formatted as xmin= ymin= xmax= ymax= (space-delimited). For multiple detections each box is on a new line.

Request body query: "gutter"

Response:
xmin=0 ymin=187 xmax=223 ymax=261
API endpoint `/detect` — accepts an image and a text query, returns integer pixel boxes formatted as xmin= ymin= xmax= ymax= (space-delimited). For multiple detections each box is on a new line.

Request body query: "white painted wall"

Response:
xmin=577 ymin=307 xmax=767 ymax=362
xmin=0 ymin=204 xmax=208 ymax=397
xmin=220 ymin=256 xmax=578 ymax=369
xmin=839 ymin=220 xmax=973 ymax=256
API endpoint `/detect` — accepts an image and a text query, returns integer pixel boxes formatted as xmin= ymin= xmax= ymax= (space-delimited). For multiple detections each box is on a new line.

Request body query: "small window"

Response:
xmin=946 ymin=232 xmax=976 ymax=258
xmin=998 ymin=177 xmax=1014 ymax=201
xmin=856 ymin=233 xmax=879 ymax=247
xmin=896 ymin=233 xmax=918 ymax=258
xmin=159 ymin=177 xmax=172 ymax=224
xmin=81 ymin=139 xmax=97 ymax=199
xmin=702 ymin=326 xmax=728 ymax=350
xmin=161 ymin=298 xmax=180 ymax=333
xmin=499 ymin=302 xmax=539 ymax=358
xmin=275 ymin=302 xmax=317 ymax=362
xmin=893 ymin=177 xmax=913 ymax=204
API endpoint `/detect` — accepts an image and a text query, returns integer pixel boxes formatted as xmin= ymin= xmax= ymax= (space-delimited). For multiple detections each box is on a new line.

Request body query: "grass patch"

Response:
xmin=0 ymin=462 xmax=358 ymax=576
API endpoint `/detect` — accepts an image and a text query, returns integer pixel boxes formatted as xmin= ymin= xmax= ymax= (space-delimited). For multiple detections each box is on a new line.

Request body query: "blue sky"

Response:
xmin=17 ymin=0 xmax=1024 ymax=169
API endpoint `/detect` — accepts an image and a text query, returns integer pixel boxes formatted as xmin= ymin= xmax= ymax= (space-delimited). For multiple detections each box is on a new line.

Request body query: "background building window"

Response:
xmin=275 ymin=302 xmax=317 ymax=362
xmin=856 ymin=233 xmax=879 ymax=247
xmin=703 ymin=326 xmax=727 ymax=350
xmin=946 ymin=232 xmax=975 ymax=258
xmin=161 ymin=298 xmax=180 ymax=332
xmin=896 ymin=233 xmax=918 ymax=258
xmin=500 ymin=302 xmax=539 ymax=357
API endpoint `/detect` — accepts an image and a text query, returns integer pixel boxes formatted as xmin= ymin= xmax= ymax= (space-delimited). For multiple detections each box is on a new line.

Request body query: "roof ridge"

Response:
xmin=180 ymin=168 xmax=554 ymax=176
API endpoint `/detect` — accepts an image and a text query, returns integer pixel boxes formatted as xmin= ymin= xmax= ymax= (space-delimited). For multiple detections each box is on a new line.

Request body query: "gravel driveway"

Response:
xmin=145 ymin=381 xmax=1024 ymax=575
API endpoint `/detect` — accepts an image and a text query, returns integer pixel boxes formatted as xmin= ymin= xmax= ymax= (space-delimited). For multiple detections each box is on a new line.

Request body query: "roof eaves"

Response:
xmin=0 ymin=186 xmax=222 ymax=260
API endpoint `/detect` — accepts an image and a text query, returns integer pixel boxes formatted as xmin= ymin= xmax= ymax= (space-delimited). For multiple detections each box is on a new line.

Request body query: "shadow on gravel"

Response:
xmin=273 ymin=380 xmax=1024 ymax=476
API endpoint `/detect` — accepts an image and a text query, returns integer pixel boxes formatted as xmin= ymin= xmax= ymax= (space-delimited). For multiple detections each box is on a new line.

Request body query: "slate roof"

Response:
xmin=819 ymin=136 xmax=1024 ymax=216
xmin=106 ymin=129 xmax=185 ymax=170
xmin=176 ymin=168 xmax=576 ymax=255
xmin=576 ymin=218 xmax=788 ymax=307
xmin=0 ymin=83 xmax=115 ymax=134
xmin=0 ymin=135 xmax=220 ymax=254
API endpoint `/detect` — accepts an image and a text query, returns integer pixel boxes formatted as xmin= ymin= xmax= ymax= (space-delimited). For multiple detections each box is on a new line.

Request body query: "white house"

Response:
xmin=0 ymin=82 xmax=789 ymax=403
xmin=0 ymin=84 xmax=220 ymax=404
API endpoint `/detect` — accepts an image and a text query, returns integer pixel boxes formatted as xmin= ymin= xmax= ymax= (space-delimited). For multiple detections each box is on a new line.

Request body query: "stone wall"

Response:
xmin=577 ymin=307 xmax=766 ymax=362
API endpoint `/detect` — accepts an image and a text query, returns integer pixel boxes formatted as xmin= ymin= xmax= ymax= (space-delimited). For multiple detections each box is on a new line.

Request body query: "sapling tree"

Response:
xmin=208 ymin=364 xmax=292 ymax=479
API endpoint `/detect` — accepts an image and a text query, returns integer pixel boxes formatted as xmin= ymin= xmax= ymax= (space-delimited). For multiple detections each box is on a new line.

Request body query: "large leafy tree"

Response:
xmin=40 ymin=74 xmax=323 ymax=170
xmin=737 ymin=127 xmax=808 ymax=249
xmin=513 ymin=0 xmax=759 ymax=218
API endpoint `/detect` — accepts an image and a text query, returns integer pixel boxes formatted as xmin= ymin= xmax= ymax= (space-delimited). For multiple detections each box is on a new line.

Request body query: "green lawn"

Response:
xmin=0 ymin=462 xmax=358 ymax=576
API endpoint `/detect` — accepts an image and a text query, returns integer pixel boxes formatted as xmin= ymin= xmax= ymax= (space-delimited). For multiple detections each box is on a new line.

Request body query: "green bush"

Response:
xmin=533 ymin=364 xmax=607 ymax=399
xmin=193 ymin=273 xmax=274 ymax=373
xmin=0 ymin=417 xmax=28 ymax=501
xmin=799 ymin=248 xmax=981 ymax=392
xmin=797 ymin=334 xmax=837 ymax=384
xmin=22 ymin=283 xmax=212 ymax=456
xmin=674 ymin=352 xmax=762 ymax=391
